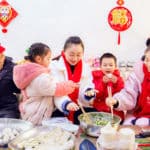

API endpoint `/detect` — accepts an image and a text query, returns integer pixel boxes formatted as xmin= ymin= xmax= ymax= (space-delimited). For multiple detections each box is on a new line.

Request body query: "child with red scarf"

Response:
xmin=51 ymin=36 xmax=97 ymax=124
xmin=106 ymin=45 xmax=150 ymax=126
xmin=92 ymin=53 xmax=125 ymax=120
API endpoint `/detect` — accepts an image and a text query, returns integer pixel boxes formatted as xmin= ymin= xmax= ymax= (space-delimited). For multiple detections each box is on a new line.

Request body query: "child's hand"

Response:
xmin=55 ymin=80 xmax=79 ymax=96
xmin=66 ymin=102 xmax=79 ymax=111
xmin=106 ymin=97 xmax=117 ymax=107
xmin=103 ymin=75 xmax=110 ymax=83
xmin=110 ymin=75 xmax=117 ymax=83
xmin=67 ymin=80 xmax=79 ymax=88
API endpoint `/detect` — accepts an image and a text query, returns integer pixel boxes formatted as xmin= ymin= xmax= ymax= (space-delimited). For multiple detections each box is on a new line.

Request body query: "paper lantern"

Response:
xmin=108 ymin=0 xmax=132 ymax=45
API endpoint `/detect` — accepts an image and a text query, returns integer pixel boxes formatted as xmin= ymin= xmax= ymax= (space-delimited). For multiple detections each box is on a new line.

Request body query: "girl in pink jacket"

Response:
xmin=106 ymin=46 xmax=150 ymax=126
xmin=13 ymin=43 xmax=79 ymax=125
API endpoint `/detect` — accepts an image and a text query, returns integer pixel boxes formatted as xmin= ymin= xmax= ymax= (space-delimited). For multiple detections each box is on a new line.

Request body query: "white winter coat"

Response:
xmin=50 ymin=57 xmax=94 ymax=111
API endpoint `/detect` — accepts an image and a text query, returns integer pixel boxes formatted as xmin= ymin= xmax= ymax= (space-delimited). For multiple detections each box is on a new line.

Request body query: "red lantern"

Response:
xmin=108 ymin=0 xmax=132 ymax=45
xmin=0 ymin=0 xmax=18 ymax=33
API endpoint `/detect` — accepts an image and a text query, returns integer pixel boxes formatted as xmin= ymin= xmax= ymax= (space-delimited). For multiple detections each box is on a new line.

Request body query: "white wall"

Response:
xmin=0 ymin=0 xmax=150 ymax=62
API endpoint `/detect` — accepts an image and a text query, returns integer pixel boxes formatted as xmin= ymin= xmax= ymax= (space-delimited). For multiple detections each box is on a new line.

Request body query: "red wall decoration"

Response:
xmin=0 ymin=0 xmax=18 ymax=33
xmin=108 ymin=0 xmax=132 ymax=45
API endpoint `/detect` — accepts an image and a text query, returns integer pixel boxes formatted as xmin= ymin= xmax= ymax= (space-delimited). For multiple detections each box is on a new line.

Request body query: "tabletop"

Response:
xmin=0 ymin=125 xmax=149 ymax=150
xmin=75 ymin=125 xmax=150 ymax=150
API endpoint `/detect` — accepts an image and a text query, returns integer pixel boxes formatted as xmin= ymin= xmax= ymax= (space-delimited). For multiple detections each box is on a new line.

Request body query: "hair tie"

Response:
xmin=25 ymin=48 xmax=30 ymax=54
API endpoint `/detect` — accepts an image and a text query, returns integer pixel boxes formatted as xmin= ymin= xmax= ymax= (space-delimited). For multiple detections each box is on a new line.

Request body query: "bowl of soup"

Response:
xmin=78 ymin=112 xmax=121 ymax=137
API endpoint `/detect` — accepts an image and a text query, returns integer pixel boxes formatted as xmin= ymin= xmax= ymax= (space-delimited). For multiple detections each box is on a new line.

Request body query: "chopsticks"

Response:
xmin=78 ymin=101 xmax=92 ymax=124
xmin=107 ymin=86 xmax=114 ymax=121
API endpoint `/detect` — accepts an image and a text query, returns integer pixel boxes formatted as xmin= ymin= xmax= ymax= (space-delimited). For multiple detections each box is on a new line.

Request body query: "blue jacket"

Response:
xmin=0 ymin=56 xmax=20 ymax=118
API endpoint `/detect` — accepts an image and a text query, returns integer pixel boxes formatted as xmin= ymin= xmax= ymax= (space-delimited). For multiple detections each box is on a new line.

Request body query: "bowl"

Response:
xmin=78 ymin=112 xmax=121 ymax=137
xmin=0 ymin=118 xmax=33 ymax=147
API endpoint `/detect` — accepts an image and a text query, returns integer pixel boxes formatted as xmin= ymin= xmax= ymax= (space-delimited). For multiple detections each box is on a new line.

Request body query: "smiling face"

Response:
xmin=100 ymin=57 xmax=116 ymax=75
xmin=64 ymin=44 xmax=84 ymax=65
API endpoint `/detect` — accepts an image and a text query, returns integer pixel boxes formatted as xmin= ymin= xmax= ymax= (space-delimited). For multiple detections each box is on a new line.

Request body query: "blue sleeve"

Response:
xmin=61 ymin=100 xmax=72 ymax=115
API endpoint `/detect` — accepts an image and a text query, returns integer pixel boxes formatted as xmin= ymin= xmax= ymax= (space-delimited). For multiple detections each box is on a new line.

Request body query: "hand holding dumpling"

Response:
xmin=84 ymin=88 xmax=98 ymax=101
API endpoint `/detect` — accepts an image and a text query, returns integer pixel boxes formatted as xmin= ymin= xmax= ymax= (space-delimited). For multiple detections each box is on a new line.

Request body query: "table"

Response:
xmin=0 ymin=125 xmax=149 ymax=150
xmin=75 ymin=125 xmax=150 ymax=150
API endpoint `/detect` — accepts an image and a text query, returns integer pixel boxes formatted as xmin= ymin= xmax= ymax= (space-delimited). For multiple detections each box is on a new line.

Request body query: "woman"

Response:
xmin=51 ymin=36 xmax=97 ymax=124
xmin=0 ymin=45 xmax=20 ymax=118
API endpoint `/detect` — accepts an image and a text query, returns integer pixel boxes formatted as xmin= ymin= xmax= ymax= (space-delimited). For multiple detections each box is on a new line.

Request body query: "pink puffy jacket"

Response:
xmin=13 ymin=62 xmax=76 ymax=125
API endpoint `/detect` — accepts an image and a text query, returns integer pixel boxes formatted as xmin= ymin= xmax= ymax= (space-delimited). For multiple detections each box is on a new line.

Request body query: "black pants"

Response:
xmin=0 ymin=110 xmax=20 ymax=118
xmin=52 ymin=107 xmax=98 ymax=125
xmin=52 ymin=109 xmax=65 ymax=117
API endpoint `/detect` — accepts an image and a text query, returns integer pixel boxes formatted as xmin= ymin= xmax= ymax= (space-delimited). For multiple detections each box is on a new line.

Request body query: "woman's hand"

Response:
xmin=84 ymin=88 xmax=98 ymax=97
xmin=66 ymin=102 xmax=79 ymax=111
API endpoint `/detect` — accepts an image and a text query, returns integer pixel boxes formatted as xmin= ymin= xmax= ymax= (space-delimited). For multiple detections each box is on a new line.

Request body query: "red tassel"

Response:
xmin=2 ymin=28 xmax=7 ymax=33
xmin=118 ymin=32 xmax=121 ymax=45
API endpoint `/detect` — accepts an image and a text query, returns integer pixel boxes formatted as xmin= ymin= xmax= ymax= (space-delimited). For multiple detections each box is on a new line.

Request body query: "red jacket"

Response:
xmin=92 ymin=69 xmax=125 ymax=120
xmin=134 ymin=64 xmax=150 ymax=118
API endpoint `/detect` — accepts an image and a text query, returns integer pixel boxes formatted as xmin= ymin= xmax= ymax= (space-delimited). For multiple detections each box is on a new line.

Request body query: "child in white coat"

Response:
xmin=13 ymin=42 xmax=79 ymax=125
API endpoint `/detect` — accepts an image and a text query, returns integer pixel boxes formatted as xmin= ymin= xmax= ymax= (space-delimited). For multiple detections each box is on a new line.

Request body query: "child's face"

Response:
xmin=100 ymin=58 xmax=116 ymax=74
xmin=64 ymin=44 xmax=84 ymax=65
xmin=37 ymin=51 xmax=51 ymax=68
xmin=144 ymin=51 xmax=150 ymax=72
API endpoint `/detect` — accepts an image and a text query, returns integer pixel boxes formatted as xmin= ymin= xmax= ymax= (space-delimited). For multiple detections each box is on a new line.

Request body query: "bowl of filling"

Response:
xmin=78 ymin=112 xmax=121 ymax=137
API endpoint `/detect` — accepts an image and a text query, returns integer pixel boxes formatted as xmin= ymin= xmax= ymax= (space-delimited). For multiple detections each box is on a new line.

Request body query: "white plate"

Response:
xmin=9 ymin=126 xmax=75 ymax=150
xmin=0 ymin=118 xmax=33 ymax=146
xmin=42 ymin=117 xmax=70 ymax=124
xmin=42 ymin=118 xmax=79 ymax=134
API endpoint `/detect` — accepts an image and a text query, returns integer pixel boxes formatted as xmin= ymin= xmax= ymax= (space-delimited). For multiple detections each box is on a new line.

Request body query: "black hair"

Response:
xmin=141 ymin=38 xmax=150 ymax=61
xmin=24 ymin=42 xmax=50 ymax=62
xmin=63 ymin=36 xmax=84 ymax=50
xmin=146 ymin=38 xmax=150 ymax=47
xmin=100 ymin=52 xmax=117 ymax=65
xmin=52 ymin=36 xmax=84 ymax=61
xmin=141 ymin=46 xmax=150 ymax=61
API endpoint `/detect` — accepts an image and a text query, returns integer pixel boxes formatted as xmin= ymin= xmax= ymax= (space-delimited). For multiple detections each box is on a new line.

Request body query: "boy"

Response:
xmin=92 ymin=53 xmax=124 ymax=120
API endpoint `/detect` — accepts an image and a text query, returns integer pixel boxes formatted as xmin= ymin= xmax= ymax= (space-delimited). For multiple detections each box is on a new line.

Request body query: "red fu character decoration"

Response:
xmin=0 ymin=0 xmax=18 ymax=33
xmin=108 ymin=0 xmax=132 ymax=45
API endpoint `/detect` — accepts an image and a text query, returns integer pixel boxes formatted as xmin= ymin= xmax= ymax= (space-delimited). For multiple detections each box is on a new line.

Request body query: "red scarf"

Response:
xmin=62 ymin=52 xmax=82 ymax=122
xmin=134 ymin=64 xmax=150 ymax=118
